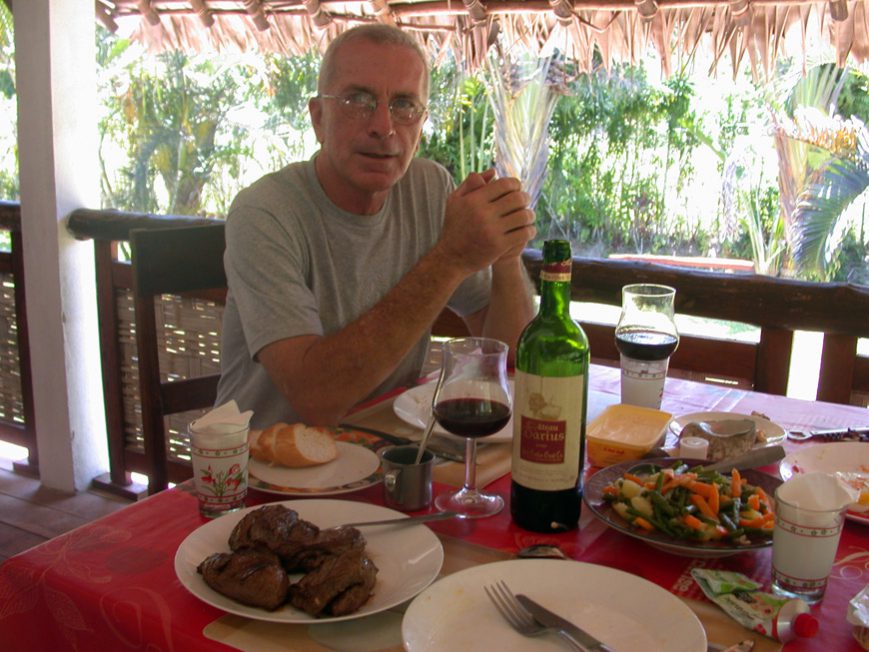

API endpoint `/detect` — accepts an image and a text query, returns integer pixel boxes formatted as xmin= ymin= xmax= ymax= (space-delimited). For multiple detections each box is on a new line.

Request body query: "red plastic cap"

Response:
xmin=793 ymin=612 xmax=819 ymax=638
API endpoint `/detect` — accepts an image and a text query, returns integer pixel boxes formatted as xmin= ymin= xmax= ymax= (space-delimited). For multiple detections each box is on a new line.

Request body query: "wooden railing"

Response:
xmin=0 ymin=201 xmax=35 ymax=474
xmin=521 ymin=251 xmax=869 ymax=405
xmin=68 ymin=208 xmax=222 ymax=497
xmin=0 ymin=203 xmax=866 ymax=495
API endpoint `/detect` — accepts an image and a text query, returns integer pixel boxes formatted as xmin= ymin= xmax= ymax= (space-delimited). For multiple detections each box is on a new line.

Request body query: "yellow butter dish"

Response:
xmin=587 ymin=404 xmax=672 ymax=467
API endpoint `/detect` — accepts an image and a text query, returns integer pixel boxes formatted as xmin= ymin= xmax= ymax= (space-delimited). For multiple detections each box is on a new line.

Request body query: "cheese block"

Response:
xmin=248 ymin=423 xmax=339 ymax=468
xmin=587 ymin=404 xmax=672 ymax=467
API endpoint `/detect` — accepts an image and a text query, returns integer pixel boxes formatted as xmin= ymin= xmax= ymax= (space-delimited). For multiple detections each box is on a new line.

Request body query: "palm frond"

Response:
xmin=483 ymin=46 xmax=568 ymax=209
xmin=791 ymin=153 xmax=869 ymax=277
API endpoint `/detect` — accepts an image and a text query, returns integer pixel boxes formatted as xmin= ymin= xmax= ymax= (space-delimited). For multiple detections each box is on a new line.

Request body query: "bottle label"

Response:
xmin=540 ymin=260 xmax=571 ymax=283
xmin=512 ymin=370 xmax=584 ymax=491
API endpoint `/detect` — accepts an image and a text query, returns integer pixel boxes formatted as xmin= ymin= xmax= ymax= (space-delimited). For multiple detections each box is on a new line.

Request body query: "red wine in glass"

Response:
xmin=615 ymin=328 xmax=679 ymax=361
xmin=433 ymin=398 xmax=511 ymax=439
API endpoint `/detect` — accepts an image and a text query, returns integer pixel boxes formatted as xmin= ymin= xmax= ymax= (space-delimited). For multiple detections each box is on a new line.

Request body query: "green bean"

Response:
xmin=730 ymin=496 xmax=742 ymax=522
xmin=648 ymin=514 xmax=675 ymax=536
xmin=719 ymin=513 xmax=738 ymax=532
xmin=650 ymin=491 xmax=675 ymax=517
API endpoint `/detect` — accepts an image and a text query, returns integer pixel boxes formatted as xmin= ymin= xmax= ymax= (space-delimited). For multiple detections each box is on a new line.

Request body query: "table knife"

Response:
xmin=338 ymin=423 xmax=466 ymax=463
xmin=516 ymin=594 xmax=615 ymax=652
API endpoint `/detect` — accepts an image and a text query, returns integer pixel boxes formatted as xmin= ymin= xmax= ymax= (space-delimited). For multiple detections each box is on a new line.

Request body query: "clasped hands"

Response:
xmin=438 ymin=168 xmax=537 ymax=275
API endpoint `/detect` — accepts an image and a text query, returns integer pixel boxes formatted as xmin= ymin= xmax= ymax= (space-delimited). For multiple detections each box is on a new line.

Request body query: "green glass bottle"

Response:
xmin=510 ymin=239 xmax=589 ymax=532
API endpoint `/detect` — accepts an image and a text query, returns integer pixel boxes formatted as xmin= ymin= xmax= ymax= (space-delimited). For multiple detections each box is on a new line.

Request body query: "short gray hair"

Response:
xmin=318 ymin=24 xmax=430 ymax=99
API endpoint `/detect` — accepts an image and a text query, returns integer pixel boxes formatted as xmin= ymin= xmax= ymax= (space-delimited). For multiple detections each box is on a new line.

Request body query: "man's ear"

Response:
xmin=309 ymin=97 xmax=324 ymax=144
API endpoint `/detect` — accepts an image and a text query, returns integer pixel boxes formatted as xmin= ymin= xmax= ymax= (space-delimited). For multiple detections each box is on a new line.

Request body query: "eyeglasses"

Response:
xmin=318 ymin=91 xmax=427 ymax=126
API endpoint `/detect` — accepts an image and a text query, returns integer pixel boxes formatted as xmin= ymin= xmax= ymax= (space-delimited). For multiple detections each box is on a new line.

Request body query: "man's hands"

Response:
xmin=436 ymin=169 xmax=537 ymax=275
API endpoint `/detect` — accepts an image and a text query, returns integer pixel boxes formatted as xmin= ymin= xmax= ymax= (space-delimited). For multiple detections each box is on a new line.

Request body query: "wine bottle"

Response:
xmin=510 ymin=239 xmax=589 ymax=532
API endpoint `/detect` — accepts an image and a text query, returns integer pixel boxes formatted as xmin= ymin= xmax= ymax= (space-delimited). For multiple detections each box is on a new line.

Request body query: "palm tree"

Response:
xmin=772 ymin=62 xmax=869 ymax=281
xmin=791 ymin=116 xmax=868 ymax=280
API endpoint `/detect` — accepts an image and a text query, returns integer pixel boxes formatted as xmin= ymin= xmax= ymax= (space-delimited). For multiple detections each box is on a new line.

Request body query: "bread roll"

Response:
xmin=249 ymin=423 xmax=338 ymax=468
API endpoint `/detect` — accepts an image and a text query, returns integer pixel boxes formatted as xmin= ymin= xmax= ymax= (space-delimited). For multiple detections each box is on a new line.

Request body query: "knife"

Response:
xmin=516 ymin=594 xmax=615 ymax=652
xmin=338 ymin=423 xmax=467 ymax=463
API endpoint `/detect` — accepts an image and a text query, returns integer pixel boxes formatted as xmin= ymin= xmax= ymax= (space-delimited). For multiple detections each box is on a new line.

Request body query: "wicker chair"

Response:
xmin=129 ymin=224 xmax=227 ymax=494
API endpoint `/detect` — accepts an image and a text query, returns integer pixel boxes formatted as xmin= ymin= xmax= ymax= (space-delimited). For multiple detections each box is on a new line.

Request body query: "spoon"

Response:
xmin=415 ymin=367 xmax=448 ymax=464
xmin=628 ymin=444 xmax=786 ymax=476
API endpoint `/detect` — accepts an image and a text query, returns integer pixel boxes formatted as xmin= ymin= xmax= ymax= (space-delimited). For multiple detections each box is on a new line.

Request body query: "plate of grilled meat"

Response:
xmin=174 ymin=500 xmax=444 ymax=623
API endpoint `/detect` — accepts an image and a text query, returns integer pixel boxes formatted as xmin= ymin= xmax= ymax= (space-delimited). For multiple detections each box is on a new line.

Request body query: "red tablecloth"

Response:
xmin=1 ymin=368 xmax=868 ymax=651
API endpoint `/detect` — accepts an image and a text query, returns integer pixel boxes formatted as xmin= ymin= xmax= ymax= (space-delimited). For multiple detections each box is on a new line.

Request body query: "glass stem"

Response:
xmin=463 ymin=438 xmax=477 ymax=492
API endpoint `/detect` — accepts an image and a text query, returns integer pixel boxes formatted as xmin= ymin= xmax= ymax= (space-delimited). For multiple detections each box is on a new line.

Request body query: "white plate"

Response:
xmin=174 ymin=499 xmax=444 ymax=623
xmin=669 ymin=411 xmax=786 ymax=445
xmin=393 ymin=379 xmax=514 ymax=443
xmin=248 ymin=441 xmax=381 ymax=496
xmin=402 ymin=559 xmax=706 ymax=652
xmin=780 ymin=441 xmax=869 ymax=524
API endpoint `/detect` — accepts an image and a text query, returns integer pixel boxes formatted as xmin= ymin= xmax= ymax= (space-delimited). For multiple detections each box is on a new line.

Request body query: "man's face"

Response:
xmin=310 ymin=39 xmax=427 ymax=215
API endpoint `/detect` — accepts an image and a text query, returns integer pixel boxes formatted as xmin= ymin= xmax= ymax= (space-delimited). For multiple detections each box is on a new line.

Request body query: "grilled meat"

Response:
xmin=288 ymin=549 xmax=378 ymax=617
xmin=197 ymin=547 xmax=288 ymax=611
xmin=202 ymin=505 xmax=379 ymax=616
xmin=228 ymin=503 xmax=365 ymax=571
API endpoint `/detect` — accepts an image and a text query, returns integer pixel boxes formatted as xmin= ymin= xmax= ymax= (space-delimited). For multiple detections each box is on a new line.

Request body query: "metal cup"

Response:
xmin=381 ymin=445 xmax=434 ymax=511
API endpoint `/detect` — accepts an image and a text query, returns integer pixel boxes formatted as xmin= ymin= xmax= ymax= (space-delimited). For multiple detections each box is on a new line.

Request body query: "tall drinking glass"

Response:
xmin=615 ymin=284 xmax=679 ymax=409
xmin=432 ymin=337 xmax=511 ymax=518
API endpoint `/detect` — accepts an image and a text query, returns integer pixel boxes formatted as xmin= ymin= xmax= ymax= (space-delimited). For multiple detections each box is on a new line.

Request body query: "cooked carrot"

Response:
xmin=739 ymin=512 xmax=775 ymax=528
xmin=688 ymin=480 xmax=716 ymax=500
xmin=709 ymin=482 xmax=720 ymax=515
xmin=755 ymin=487 xmax=773 ymax=512
xmin=682 ymin=514 xmax=704 ymax=530
xmin=747 ymin=493 xmax=761 ymax=511
xmin=731 ymin=468 xmax=742 ymax=498
xmin=633 ymin=516 xmax=654 ymax=531
xmin=623 ymin=472 xmax=646 ymax=485
xmin=690 ymin=493 xmax=717 ymax=520
xmin=602 ymin=485 xmax=619 ymax=497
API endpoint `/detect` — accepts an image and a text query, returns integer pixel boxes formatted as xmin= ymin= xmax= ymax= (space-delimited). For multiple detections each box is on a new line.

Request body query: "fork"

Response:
xmin=484 ymin=581 xmax=586 ymax=650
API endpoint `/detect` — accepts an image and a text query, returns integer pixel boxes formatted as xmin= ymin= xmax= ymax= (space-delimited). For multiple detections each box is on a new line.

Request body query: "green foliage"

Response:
xmin=419 ymin=63 xmax=493 ymax=179
xmin=0 ymin=4 xmax=15 ymax=200
xmin=773 ymin=61 xmax=869 ymax=280
xmin=97 ymin=30 xmax=260 ymax=215
xmin=540 ymin=63 xmax=705 ymax=253
xmin=265 ymin=51 xmax=321 ymax=132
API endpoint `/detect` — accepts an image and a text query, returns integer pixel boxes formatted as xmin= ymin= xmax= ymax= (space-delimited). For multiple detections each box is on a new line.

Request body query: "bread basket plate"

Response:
xmin=668 ymin=411 xmax=786 ymax=445
xmin=248 ymin=441 xmax=381 ymax=496
xmin=584 ymin=458 xmax=780 ymax=558
xmin=780 ymin=442 xmax=869 ymax=525
xmin=174 ymin=499 xmax=444 ymax=624
xmin=393 ymin=379 xmax=514 ymax=443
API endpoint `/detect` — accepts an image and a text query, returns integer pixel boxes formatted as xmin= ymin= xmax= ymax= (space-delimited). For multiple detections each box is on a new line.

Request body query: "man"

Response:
xmin=216 ymin=24 xmax=536 ymax=428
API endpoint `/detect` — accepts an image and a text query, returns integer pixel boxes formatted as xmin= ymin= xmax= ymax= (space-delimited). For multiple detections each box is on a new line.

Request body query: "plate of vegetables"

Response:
xmin=584 ymin=458 xmax=781 ymax=558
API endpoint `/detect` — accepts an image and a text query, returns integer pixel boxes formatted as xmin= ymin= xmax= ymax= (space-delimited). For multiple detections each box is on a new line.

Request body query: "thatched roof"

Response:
xmin=97 ymin=1 xmax=868 ymax=76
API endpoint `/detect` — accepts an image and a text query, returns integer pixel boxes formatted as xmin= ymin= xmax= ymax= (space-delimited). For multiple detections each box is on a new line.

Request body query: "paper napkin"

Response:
xmin=189 ymin=400 xmax=253 ymax=434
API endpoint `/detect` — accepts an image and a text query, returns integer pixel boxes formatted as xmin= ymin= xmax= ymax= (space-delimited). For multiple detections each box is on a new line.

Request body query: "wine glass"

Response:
xmin=614 ymin=284 xmax=680 ymax=409
xmin=432 ymin=337 xmax=511 ymax=518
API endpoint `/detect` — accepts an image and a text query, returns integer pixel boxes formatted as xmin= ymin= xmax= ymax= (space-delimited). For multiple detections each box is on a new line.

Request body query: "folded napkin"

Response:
xmin=433 ymin=442 xmax=512 ymax=488
xmin=190 ymin=400 xmax=253 ymax=433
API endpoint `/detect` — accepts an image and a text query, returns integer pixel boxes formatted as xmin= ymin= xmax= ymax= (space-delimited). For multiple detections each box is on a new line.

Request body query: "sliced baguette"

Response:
xmin=249 ymin=422 xmax=338 ymax=468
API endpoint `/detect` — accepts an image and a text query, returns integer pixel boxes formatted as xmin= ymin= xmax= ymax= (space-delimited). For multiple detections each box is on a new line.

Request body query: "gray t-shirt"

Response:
xmin=216 ymin=156 xmax=492 ymax=428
